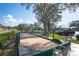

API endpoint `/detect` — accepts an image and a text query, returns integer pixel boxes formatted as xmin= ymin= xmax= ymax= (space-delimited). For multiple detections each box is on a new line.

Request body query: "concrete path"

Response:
xmin=69 ymin=31 xmax=79 ymax=56
xmin=68 ymin=43 xmax=79 ymax=56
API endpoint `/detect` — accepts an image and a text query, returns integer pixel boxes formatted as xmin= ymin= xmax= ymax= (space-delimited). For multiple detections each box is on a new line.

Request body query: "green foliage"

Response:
xmin=0 ymin=30 xmax=19 ymax=48
xmin=0 ymin=42 xmax=3 ymax=48
xmin=70 ymin=20 xmax=79 ymax=31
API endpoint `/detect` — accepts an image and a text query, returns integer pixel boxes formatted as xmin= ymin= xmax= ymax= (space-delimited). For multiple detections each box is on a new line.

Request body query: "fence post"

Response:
xmin=52 ymin=48 xmax=55 ymax=56
xmin=15 ymin=32 xmax=20 ymax=56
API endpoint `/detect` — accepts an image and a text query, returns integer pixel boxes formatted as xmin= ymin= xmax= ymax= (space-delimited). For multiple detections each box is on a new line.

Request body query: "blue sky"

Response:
xmin=0 ymin=3 xmax=37 ymax=26
xmin=0 ymin=3 xmax=79 ymax=27
xmin=60 ymin=9 xmax=79 ymax=27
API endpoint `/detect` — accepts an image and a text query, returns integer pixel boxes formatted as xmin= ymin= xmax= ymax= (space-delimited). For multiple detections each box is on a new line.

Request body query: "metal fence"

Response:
xmin=34 ymin=42 xmax=70 ymax=56
xmin=15 ymin=32 xmax=71 ymax=56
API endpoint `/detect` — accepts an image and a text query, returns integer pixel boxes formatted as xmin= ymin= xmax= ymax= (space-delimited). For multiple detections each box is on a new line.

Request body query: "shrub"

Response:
xmin=76 ymin=34 xmax=79 ymax=40
xmin=0 ymin=41 xmax=3 ymax=48
xmin=0 ymin=30 xmax=18 ymax=48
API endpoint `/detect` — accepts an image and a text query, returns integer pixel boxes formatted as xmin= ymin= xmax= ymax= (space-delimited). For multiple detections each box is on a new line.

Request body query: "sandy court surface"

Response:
xmin=19 ymin=33 xmax=57 ymax=55
xmin=20 ymin=37 xmax=57 ymax=51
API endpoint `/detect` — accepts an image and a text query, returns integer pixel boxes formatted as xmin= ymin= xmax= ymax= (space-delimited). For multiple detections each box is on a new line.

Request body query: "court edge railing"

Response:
xmin=33 ymin=41 xmax=71 ymax=56
xmin=15 ymin=32 xmax=71 ymax=56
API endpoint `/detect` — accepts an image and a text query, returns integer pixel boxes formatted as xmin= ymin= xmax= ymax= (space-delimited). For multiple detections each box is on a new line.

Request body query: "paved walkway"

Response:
xmin=68 ymin=43 xmax=79 ymax=56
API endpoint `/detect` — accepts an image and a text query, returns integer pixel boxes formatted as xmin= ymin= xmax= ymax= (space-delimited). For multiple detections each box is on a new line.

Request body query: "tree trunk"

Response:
xmin=43 ymin=22 xmax=49 ymax=37
xmin=48 ymin=20 xmax=51 ymax=34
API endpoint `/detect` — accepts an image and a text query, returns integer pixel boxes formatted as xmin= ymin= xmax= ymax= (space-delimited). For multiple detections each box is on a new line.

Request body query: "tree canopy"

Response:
xmin=70 ymin=20 xmax=79 ymax=30
xmin=21 ymin=3 xmax=79 ymax=36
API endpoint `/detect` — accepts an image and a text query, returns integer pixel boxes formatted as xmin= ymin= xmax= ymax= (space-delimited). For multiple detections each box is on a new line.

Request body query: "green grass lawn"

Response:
xmin=71 ymin=40 xmax=79 ymax=44
xmin=49 ymin=33 xmax=79 ymax=44
xmin=49 ymin=33 xmax=65 ymax=40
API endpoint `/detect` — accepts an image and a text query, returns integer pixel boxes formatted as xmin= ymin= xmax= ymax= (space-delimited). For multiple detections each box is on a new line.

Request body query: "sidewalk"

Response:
xmin=68 ymin=43 xmax=79 ymax=56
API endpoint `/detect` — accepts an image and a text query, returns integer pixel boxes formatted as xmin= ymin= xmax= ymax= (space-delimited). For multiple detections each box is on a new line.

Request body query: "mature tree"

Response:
xmin=70 ymin=20 xmax=79 ymax=30
xmin=34 ymin=22 xmax=38 ymax=29
xmin=33 ymin=22 xmax=43 ymax=31
xmin=17 ymin=23 xmax=27 ymax=32
xmin=0 ymin=24 xmax=5 ymax=28
xmin=27 ymin=24 xmax=34 ymax=32
xmin=21 ymin=3 xmax=79 ymax=36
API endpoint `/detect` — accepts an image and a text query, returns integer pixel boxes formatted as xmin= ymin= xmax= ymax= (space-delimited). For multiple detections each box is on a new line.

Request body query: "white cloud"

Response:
xmin=6 ymin=14 xmax=13 ymax=19
xmin=2 ymin=14 xmax=23 ymax=27
xmin=26 ymin=21 xmax=32 ymax=24
xmin=1 ymin=14 xmax=35 ymax=27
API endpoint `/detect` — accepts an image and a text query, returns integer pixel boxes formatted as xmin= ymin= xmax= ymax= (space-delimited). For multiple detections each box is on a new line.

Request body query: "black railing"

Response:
xmin=15 ymin=32 xmax=71 ymax=56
